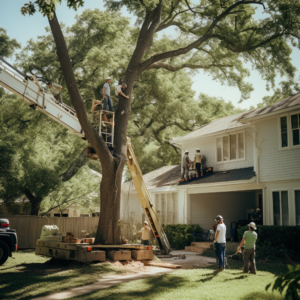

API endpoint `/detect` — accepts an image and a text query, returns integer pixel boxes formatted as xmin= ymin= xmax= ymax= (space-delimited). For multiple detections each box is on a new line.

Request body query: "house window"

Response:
xmin=280 ymin=116 xmax=288 ymax=148
xmin=216 ymin=132 xmax=245 ymax=162
xmin=291 ymin=113 xmax=300 ymax=146
xmin=273 ymin=191 xmax=289 ymax=225
xmin=295 ymin=191 xmax=300 ymax=226
xmin=155 ymin=193 xmax=178 ymax=224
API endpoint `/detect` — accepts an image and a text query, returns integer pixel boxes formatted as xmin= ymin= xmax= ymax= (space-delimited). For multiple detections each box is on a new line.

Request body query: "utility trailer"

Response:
xmin=0 ymin=57 xmax=171 ymax=257
xmin=35 ymin=240 xmax=154 ymax=263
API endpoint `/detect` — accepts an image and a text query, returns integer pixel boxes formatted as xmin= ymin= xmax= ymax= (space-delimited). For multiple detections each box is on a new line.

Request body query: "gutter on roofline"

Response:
xmin=238 ymin=104 xmax=300 ymax=124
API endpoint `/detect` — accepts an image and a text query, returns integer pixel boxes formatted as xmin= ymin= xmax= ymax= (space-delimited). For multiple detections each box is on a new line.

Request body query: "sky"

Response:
xmin=1 ymin=0 xmax=299 ymax=110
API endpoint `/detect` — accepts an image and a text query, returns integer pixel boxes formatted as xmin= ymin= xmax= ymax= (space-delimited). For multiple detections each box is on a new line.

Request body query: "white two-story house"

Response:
xmin=120 ymin=93 xmax=300 ymax=236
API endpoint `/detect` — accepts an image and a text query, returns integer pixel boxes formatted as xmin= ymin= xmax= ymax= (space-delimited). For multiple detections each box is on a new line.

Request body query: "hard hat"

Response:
xmin=106 ymin=77 xmax=111 ymax=80
xmin=144 ymin=221 xmax=148 ymax=225
xmin=185 ymin=150 xmax=189 ymax=154
xmin=256 ymin=208 xmax=260 ymax=211
xmin=247 ymin=222 xmax=257 ymax=230
xmin=196 ymin=148 xmax=200 ymax=151
xmin=215 ymin=215 xmax=223 ymax=221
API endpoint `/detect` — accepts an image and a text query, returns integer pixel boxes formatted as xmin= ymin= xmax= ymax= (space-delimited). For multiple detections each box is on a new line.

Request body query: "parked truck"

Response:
xmin=0 ymin=218 xmax=18 ymax=265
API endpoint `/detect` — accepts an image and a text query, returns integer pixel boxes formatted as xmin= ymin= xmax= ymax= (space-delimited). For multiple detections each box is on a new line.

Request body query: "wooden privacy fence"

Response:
xmin=0 ymin=215 xmax=99 ymax=249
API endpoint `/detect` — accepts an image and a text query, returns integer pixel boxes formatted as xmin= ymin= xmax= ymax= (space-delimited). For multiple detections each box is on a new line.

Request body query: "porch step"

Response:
xmin=184 ymin=246 xmax=206 ymax=253
xmin=191 ymin=242 xmax=213 ymax=249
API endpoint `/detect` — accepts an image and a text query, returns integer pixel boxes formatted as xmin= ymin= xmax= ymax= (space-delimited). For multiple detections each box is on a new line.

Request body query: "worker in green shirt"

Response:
xmin=237 ymin=222 xmax=257 ymax=274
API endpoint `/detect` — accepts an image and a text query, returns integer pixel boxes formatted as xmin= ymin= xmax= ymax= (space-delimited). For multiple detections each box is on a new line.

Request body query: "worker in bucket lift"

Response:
xmin=102 ymin=77 xmax=114 ymax=112
xmin=213 ymin=215 xmax=226 ymax=273
xmin=181 ymin=150 xmax=192 ymax=181
xmin=138 ymin=221 xmax=151 ymax=246
xmin=193 ymin=148 xmax=203 ymax=177
xmin=47 ymin=81 xmax=63 ymax=103
xmin=115 ymin=83 xmax=129 ymax=99
xmin=237 ymin=222 xmax=257 ymax=274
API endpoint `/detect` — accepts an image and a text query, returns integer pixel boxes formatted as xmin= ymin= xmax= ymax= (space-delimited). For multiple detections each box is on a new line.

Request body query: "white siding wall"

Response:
xmin=264 ymin=180 xmax=300 ymax=226
xmin=121 ymin=191 xmax=182 ymax=225
xmin=257 ymin=117 xmax=300 ymax=182
xmin=182 ymin=129 xmax=254 ymax=172
xmin=120 ymin=193 xmax=143 ymax=224
xmin=190 ymin=191 xmax=256 ymax=237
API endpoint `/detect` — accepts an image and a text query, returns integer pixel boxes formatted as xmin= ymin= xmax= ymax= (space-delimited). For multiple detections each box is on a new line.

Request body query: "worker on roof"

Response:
xmin=138 ymin=221 xmax=151 ymax=246
xmin=237 ymin=222 xmax=258 ymax=274
xmin=115 ymin=83 xmax=129 ymax=99
xmin=102 ymin=77 xmax=113 ymax=112
xmin=194 ymin=148 xmax=203 ymax=177
xmin=47 ymin=81 xmax=63 ymax=103
xmin=181 ymin=150 xmax=192 ymax=181
xmin=213 ymin=215 xmax=226 ymax=273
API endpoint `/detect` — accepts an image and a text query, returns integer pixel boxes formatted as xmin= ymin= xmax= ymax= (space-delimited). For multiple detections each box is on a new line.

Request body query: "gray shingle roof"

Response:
xmin=123 ymin=166 xmax=255 ymax=191
xmin=178 ymin=167 xmax=255 ymax=186
xmin=171 ymin=113 xmax=245 ymax=144
xmin=239 ymin=92 xmax=300 ymax=121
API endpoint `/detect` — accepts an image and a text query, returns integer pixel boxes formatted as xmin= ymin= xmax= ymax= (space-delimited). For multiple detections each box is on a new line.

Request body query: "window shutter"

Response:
xmin=172 ymin=193 xmax=178 ymax=224
xmin=167 ymin=193 xmax=172 ymax=224
xmin=161 ymin=194 xmax=165 ymax=224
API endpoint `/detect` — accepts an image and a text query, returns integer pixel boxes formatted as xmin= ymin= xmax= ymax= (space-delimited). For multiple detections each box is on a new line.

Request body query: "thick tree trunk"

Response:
xmin=48 ymin=12 xmax=121 ymax=244
xmin=24 ymin=190 xmax=42 ymax=216
xmin=95 ymin=159 xmax=124 ymax=244
xmin=47 ymin=4 xmax=161 ymax=244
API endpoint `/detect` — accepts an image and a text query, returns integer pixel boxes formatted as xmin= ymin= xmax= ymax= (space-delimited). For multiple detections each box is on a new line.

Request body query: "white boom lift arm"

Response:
xmin=0 ymin=58 xmax=171 ymax=254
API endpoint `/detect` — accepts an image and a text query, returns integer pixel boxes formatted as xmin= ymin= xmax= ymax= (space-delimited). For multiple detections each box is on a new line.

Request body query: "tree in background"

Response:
xmin=0 ymin=88 xmax=94 ymax=215
xmin=40 ymin=166 xmax=101 ymax=217
xmin=20 ymin=0 xmax=300 ymax=244
xmin=0 ymin=27 xmax=20 ymax=57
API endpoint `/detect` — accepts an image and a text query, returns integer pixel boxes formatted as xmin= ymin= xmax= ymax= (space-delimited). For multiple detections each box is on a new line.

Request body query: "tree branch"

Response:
xmin=148 ymin=62 xmax=233 ymax=71
xmin=47 ymin=12 xmax=113 ymax=168
xmin=140 ymin=0 xmax=269 ymax=71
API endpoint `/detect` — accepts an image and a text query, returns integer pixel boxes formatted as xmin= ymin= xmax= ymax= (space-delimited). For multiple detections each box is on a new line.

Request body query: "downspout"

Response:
xmin=248 ymin=122 xmax=260 ymax=184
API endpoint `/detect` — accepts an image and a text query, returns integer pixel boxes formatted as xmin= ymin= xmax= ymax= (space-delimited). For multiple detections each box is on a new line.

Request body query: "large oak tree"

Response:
xmin=21 ymin=0 xmax=300 ymax=244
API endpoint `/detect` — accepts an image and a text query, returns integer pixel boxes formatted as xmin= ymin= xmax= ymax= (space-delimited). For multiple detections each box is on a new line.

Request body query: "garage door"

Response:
xmin=191 ymin=191 xmax=256 ymax=237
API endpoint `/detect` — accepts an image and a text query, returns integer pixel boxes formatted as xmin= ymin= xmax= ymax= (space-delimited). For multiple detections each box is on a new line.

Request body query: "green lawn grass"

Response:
xmin=69 ymin=258 xmax=288 ymax=300
xmin=0 ymin=250 xmax=128 ymax=300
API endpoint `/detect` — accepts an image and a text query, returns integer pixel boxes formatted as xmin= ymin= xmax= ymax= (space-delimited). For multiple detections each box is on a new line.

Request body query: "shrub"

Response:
xmin=162 ymin=224 xmax=202 ymax=250
xmin=238 ymin=225 xmax=300 ymax=261
xmin=266 ymin=264 xmax=300 ymax=300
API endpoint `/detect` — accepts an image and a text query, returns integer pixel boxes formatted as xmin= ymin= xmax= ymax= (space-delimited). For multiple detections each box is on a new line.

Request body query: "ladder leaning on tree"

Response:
xmin=0 ymin=57 xmax=171 ymax=254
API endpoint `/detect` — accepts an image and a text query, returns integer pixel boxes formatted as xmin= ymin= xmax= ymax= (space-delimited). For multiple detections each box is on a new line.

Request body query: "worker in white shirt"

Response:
xmin=102 ymin=77 xmax=113 ymax=112
xmin=213 ymin=215 xmax=226 ymax=273
xmin=47 ymin=81 xmax=62 ymax=103
xmin=193 ymin=148 xmax=203 ymax=177
xmin=138 ymin=221 xmax=151 ymax=246
xmin=115 ymin=83 xmax=129 ymax=99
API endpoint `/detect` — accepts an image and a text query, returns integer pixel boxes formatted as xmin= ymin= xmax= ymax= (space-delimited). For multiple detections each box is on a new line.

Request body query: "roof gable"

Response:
xmin=239 ymin=92 xmax=300 ymax=121
xmin=171 ymin=112 xmax=245 ymax=144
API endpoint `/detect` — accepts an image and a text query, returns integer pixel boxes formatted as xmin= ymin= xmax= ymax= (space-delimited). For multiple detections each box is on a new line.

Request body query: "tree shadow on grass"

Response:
xmin=224 ymin=275 xmax=249 ymax=281
xmin=240 ymin=291 xmax=284 ymax=300
xmin=196 ymin=273 xmax=217 ymax=283
xmin=70 ymin=273 xmax=188 ymax=300
xmin=0 ymin=260 xmax=121 ymax=300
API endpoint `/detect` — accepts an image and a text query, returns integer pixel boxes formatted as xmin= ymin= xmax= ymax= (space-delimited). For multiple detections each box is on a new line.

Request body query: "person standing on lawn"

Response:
xmin=213 ymin=215 xmax=226 ymax=273
xmin=237 ymin=222 xmax=257 ymax=274
xmin=138 ymin=221 xmax=151 ymax=246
